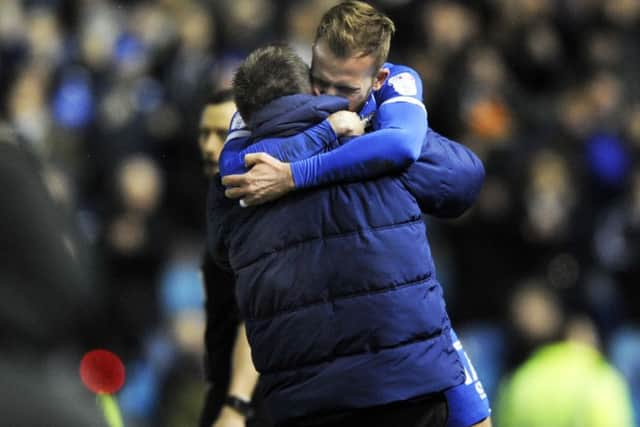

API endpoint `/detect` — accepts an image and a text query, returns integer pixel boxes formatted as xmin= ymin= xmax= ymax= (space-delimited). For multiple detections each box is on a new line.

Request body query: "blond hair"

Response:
xmin=315 ymin=1 xmax=395 ymax=71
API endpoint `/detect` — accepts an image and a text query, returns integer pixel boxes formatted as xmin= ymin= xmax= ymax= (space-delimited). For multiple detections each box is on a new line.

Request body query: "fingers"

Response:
xmin=221 ymin=174 xmax=247 ymax=187
xmin=244 ymin=152 xmax=270 ymax=167
xmin=357 ymin=118 xmax=368 ymax=134
xmin=225 ymin=184 xmax=259 ymax=204
xmin=225 ymin=186 xmax=247 ymax=199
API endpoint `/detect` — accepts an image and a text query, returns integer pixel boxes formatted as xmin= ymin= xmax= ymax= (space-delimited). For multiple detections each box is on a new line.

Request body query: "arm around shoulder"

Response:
xmin=401 ymin=128 xmax=485 ymax=218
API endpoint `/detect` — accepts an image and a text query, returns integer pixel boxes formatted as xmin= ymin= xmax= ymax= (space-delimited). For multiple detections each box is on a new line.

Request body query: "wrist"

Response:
xmin=290 ymin=157 xmax=314 ymax=189
xmin=224 ymin=395 xmax=254 ymax=418
xmin=285 ymin=163 xmax=296 ymax=190
xmin=325 ymin=116 xmax=340 ymax=135
xmin=324 ymin=117 xmax=342 ymax=138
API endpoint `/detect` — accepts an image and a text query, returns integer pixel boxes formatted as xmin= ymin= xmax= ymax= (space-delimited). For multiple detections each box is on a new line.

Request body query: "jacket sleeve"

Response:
xmin=218 ymin=120 xmax=338 ymax=177
xmin=201 ymin=176 xmax=241 ymax=416
xmin=400 ymin=128 xmax=485 ymax=218
xmin=206 ymin=176 xmax=236 ymax=269
xmin=200 ymin=250 xmax=239 ymax=424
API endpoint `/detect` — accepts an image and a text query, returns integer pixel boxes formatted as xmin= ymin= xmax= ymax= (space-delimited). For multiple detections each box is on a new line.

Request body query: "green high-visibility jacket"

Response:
xmin=496 ymin=341 xmax=635 ymax=427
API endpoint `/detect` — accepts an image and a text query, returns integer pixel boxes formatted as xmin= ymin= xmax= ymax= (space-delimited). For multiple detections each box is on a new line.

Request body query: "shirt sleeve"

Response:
xmin=203 ymin=176 xmax=240 ymax=396
xmin=202 ymin=252 xmax=239 ymax=384
xmin=375 ymin=64 xmax=423 ymax=103
xmin=290 ymin=65 xmax=428 ymax=188
xmin=206 ymin=175 xmax=235 ymax=269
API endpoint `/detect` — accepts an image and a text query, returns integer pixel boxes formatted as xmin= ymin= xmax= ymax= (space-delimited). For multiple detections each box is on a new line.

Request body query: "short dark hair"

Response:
xmin=232 ymin=44 xmax=311 ymax=123
xmin=206 ymin=88 xmax=234 ymax=106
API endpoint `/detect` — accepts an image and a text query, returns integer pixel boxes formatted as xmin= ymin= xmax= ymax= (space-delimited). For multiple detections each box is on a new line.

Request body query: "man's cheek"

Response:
xmin=348 ymin=96 xmax=364 ymax=112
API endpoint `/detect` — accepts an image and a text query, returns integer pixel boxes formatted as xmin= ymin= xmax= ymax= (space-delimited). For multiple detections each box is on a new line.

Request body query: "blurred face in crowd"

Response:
xmin=310 ymin=40 xmax=388 ymax=112
xmin=198 ymin=101 xmax=235 ymax=176
xmin=422 ymin=2 xmax=478 ymax=56
xmin=118 ymin=155 xmax=163 ymax=214
xmin=510 ymin=281 xmax=563 ymax=344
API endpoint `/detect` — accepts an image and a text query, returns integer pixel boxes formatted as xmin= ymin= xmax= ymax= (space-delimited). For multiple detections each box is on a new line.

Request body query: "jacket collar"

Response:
xmin=250 ymin=94 xmax=349 ymax=139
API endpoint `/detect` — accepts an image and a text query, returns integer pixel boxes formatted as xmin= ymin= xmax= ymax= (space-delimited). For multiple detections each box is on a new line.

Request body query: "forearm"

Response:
xmin=207 ymin=332 xmax=257 ymax=427
xmin=226 ymin=323 xmax=259 ymax=401
xmin=290 ymin=129 xmax=413 ymax=187
xmin=291 ymin=103 xmax=427 ymax=188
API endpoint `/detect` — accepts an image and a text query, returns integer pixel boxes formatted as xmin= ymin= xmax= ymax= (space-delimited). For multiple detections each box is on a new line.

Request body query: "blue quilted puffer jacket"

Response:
xmin=208 ymin=95 xmax=484 ymax=423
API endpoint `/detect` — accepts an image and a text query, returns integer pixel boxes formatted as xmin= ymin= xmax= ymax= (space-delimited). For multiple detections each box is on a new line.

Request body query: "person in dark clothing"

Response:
xmin=207 ymin=44 xmax=484 ymax=427
xmin=201 ymin=71 xmax=372 ymax=427
xmin=0 ymin=124 xmax=104 ymax=426
xmin=207 ymin=4 xmax=493 ymax=426
xmin=219 ymin=4 xmax=495 ymax=424
xmin=197 ymin=90 xmax=273 ymax=427
xmin=198 ymin=90 xmax=237 ymax=178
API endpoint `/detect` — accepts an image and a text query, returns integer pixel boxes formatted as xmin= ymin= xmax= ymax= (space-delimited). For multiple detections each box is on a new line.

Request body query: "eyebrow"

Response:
xmin=311 ymin=74 xmax=360 ymax=92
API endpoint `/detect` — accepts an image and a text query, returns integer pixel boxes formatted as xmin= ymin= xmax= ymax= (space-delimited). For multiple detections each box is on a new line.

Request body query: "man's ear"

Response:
xmin=372 ymin=68 xmax=390 ymax=91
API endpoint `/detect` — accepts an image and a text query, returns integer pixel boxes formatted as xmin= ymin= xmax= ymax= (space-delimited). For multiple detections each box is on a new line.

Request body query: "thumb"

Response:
xmin=244 ymin=152 xmax=267 ymax=167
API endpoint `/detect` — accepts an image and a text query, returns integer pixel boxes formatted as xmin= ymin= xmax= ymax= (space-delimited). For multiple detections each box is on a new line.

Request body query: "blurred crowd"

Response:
xmin=1 ymin=0 xmax=639 ymax=426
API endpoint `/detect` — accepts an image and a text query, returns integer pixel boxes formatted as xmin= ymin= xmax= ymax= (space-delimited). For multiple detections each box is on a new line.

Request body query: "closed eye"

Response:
xmin=311 ymin=75 xmax=329 ymax=89
xmin=335 ymin=86 xmax=360 ymax=95
xmin=311 ymin=76 xmax=360 ymax=96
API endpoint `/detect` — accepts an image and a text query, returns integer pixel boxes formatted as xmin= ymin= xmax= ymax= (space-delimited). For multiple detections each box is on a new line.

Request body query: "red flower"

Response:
xmin=79 ymin=349 xmax=126 ymax=394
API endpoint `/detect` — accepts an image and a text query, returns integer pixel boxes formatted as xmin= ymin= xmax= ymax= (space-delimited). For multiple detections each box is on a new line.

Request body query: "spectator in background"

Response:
xmin=495 ymin=280 xmax=635 ymax=427
xmin=99 ymin=154 xmax=169 ymax=361
xmin=283 ymin=0 xmax=340 ymax=64
xmin=198 ymin=89 xmax=236 ymax=177
xmin=502 ymin=278 xmax=568 ymax=371
xmin=151 ymin=240 xmax=211 ymax=427
xmin=496 ymin=340 xmax=635 ymax=427
xmin=592 ymin=166 xmax=640 ymax=323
